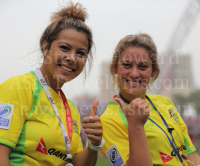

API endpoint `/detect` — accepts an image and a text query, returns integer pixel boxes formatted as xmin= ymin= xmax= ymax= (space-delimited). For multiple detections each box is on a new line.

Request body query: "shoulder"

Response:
xmin=0 ymin=72 xmax=35 ymax=114
xmin=100 ymin=100 xmax=121 ymax=122
xmin=0 ymin=72 xmax=36 ymax=94
xmin=146 ymin=94 xmax=174 ymax=105
xmin=0 ymin=72 xmax=35 ymax=89
xmin=67 ymin=99 xmax=78 ymax=110
xmin=101 ymin=101 xmax=119 ymax=115
xmin=67 ymin=99 xmax=80 ymax=117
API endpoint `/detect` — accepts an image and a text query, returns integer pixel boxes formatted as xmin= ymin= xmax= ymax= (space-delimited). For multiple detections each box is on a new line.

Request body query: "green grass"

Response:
xmin=96 ymin=157 xmax=111 ymax=166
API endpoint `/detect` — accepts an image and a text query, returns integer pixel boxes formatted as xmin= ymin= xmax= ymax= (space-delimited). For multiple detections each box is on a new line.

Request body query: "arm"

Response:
xmin=73 ymin=148 xmax=98 ymax=166
xmin=115 ymin=98 xmax=152 ymax=166
xmin=0 ymin=75 xmax=32 ymax=166
xmin=128 ymin=123 xmax=152 ymax=166
xmin=187 ymin=152 xmax=200 ymax=165
xmin=0 ymin=144 xmax=12 ymax=166
xmin=73 ymin=100 xmax=102 ymax=166
xmin=73 ymin=116 xmax=101 ymax=166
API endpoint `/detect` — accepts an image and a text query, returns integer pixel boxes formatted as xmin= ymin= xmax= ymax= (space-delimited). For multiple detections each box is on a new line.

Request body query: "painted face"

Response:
xmin=116 ymin=47 xmax=155 ymax=98
xmin=41 ymin=28 xmax=88 ymax=87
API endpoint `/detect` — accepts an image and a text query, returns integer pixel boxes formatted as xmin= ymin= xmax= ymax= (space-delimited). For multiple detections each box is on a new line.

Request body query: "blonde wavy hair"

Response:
xmin=110 ymin=33 xmax=160 ymax=87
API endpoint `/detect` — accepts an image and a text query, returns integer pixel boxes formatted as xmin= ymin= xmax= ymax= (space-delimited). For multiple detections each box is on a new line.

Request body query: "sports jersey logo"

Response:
xmin=48 ymin=148 xmax=72 ymax=162
xmin=169 ymin=109 xmax=176 ymax=117
xmin=159 ymin=151 xmax=173 ymax=163
xmin=0 ymin=106 xmax=11 ymax=117
xmin=106 ymin=145 xmax=124 ymax=166
xmin=0 ymin=103 xmax=14 ymax=130
xmin=36 ymin=137 xmax=48 ymax=155
xmin=72 ymin=119 xmax=78 ymax=134
xmin=110 ymin=148 xmax=117 ymax=163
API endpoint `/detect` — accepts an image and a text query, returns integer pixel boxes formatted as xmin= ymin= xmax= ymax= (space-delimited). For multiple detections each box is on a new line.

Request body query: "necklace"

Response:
xmin=35 ymin=68 xmax=73 ymax=166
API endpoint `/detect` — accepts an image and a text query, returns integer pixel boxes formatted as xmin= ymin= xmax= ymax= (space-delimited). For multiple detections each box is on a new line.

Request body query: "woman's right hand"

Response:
xmin=114 ymin=97 xmax=153 ymax=166
xmin=114 ymin=97 xmax=150 ymax=126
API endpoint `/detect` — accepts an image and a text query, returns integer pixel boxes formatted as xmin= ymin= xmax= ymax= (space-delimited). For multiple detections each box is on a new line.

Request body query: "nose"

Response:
xmin=64 ymin=51 xmax=77 ymax=64
xmin=129 ymin=66 xmax=140 ymax=78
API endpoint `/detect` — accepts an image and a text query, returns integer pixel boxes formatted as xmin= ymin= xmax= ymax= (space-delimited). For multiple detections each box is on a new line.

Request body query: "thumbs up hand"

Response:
xmin=114 ymin=97 xmax=150 ymax=126
xmin=82 ymin=100 xmax=102 ymax=146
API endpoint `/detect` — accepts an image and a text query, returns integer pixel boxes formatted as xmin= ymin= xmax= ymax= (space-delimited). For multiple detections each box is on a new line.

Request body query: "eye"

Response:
xmin=122 ymin=63 xmax=131 ymax=67
xmin=139 ymin=64 xmax=148 ymax=70
xmin=60 ymin=45 xmax=69 ymax=51
xmin=77 ymin=51 xmax=87 ymax=58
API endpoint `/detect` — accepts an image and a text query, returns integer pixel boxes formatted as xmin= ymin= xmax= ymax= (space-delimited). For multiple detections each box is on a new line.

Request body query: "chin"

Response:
xmin=125 ymin=88 xmax=147 ymax=96
xmin=61 ymin=77 xmax=74 ymax=83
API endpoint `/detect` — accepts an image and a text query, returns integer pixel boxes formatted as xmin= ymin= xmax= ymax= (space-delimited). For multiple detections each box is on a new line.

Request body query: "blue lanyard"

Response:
xmin=119 ymin=93 xmax=185 ymax=166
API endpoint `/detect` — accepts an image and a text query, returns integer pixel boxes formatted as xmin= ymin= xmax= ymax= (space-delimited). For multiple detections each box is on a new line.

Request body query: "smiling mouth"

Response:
xmin=57 ymin=64 xmax=76 ymax=72
xmin=126 ymin=80 xmax=142 ymax=85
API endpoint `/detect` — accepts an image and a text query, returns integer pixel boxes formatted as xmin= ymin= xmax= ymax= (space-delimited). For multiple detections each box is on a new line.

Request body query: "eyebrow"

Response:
xmin=58 ymin=42 xmax=88 ymax=52
xmin=122 ymin=60 xmax=150 ymax=64
xmin=122 ymin=60 xmax=131 ymax=63
xmin=78 ymin=48 xmax=88 ymax=52
xmin=59 ymin=42 xmax=71 ymax=48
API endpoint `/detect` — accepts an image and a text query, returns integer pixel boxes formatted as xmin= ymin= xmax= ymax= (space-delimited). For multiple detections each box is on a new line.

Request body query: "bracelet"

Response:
xmin=86 ymin=138 xmax=105 ymax=151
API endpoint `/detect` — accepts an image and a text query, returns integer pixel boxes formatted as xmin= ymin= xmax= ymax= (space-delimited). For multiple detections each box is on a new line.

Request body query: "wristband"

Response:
xmin=86 ymin=138 xmax=105 ymax=151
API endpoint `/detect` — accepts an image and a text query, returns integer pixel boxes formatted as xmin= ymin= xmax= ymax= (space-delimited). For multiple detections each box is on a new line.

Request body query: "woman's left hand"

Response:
xmin=82 ymin=100 xmax=102 ymax=146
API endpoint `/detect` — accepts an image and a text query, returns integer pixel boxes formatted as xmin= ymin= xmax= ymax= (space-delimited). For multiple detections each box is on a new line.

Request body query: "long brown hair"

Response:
xmin=40 ymin=2 xmax=93 ymax=73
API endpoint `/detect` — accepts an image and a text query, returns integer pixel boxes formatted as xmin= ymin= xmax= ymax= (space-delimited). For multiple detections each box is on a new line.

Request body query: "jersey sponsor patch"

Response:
xmin=106 ymin=144 xmax=124 ymax=166
xmin=159 ymin=151 xmax=173 ymax=163
xmin=0 ymin=103 xmax=14 ymax=129
xmin=168 ymin=109 xmax=180 ymax=123
xmin=169 ymin=109 xmax=176 ymax=117
xmin=36 ymin=137 xmax=48 ymax=155
xmin=48 ymin=148 xmax=72 ymax=162
xmin=72 ymin=119 xmax=78 ymax=134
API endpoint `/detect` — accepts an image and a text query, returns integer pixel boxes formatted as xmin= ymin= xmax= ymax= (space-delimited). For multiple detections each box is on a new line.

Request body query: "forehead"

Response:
xmin=56 ymin=28 xmax=88 ymax=50
xmin=119 ymin=47 xmax=150 ymax=62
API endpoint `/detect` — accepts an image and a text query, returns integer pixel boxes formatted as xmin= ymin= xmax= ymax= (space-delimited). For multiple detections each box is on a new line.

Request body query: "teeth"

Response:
xmin=60 ymin=66 xmax=73 ymax=72
xmin=127 ymin=80 xmax=141 ymax=84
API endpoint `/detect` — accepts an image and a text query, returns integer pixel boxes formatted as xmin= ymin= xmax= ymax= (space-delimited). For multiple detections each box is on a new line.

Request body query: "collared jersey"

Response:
xmin=0 ymin=71 xmax=83 ymax=166
xmin=100 ymin=95 xmax=196 ymax=166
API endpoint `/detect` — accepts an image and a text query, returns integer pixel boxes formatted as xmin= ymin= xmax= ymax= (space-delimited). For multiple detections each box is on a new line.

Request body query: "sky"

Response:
xmin=0 ymin=0 xmax=200 ymax=100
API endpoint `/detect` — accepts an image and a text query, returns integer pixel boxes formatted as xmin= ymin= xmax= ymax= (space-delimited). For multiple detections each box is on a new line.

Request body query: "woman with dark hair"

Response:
xmin=0 ymin=2 xmax=103 ymax=166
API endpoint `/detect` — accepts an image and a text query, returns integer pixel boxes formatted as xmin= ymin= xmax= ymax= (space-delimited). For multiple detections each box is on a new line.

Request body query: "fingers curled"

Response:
xmin=89 ymin=116 xmax=93 ymax=123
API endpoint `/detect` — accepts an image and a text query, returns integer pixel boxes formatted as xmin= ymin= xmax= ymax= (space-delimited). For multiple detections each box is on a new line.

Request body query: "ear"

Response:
xmin=113 ymin=64 xmax=118 ymax=74
xmin=42 ymin=41 xmax=49 ymax=56
xmin=151 ymin=70 xmax=157 ymax=79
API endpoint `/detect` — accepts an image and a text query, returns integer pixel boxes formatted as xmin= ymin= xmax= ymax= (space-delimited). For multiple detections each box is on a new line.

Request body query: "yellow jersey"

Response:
xmin=100 ymin=95 xmax=196 ymax=166
xmin=0 ymin=71 xmax=83 ymax=166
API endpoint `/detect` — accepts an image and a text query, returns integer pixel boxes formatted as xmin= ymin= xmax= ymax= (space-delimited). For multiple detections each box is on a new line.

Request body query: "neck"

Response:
xmin=119 ymin=90 xmax=146 ymax=103
xmin=40 ymin=66 xmax=63 ymax=93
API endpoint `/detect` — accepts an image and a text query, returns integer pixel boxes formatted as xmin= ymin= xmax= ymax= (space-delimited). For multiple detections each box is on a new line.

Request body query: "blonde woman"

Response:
xmin=100 ymin=34 xmax=200 ymax=166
